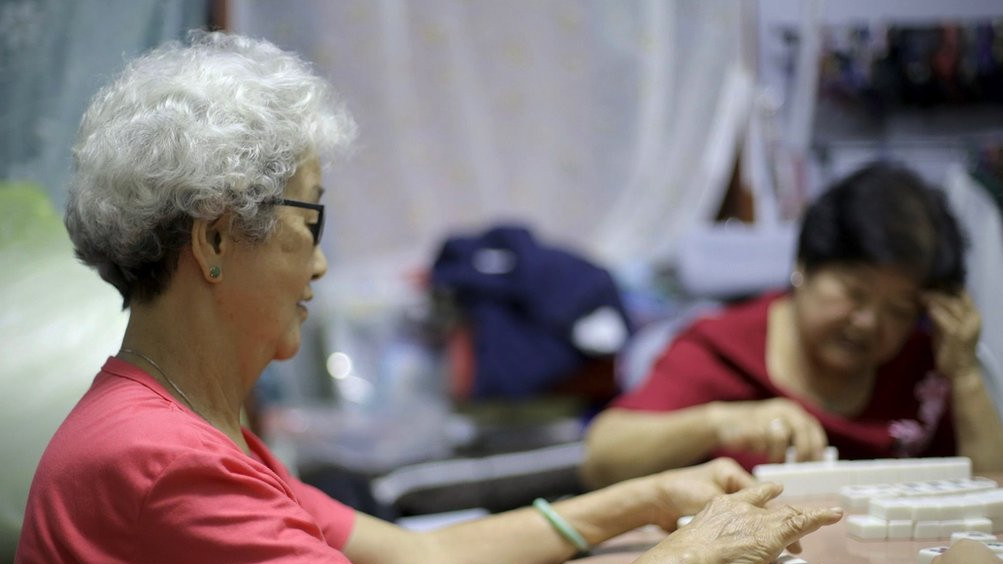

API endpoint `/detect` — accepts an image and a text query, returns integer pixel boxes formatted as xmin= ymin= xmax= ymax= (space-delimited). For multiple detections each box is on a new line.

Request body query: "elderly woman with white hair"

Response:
xmin=13 ymin=31 xmax=849 ymax=564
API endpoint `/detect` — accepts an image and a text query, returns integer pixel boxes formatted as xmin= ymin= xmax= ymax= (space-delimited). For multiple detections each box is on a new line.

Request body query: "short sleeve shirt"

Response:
xmin=16 ymin=357 xmax=356 ymax=563
xmin=612 ymin=293 xmax=956 ymax=470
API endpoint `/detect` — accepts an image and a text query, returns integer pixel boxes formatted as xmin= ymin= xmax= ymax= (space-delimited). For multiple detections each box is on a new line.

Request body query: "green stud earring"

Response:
xmin=209 ymin=265 xmax=221 ymax=279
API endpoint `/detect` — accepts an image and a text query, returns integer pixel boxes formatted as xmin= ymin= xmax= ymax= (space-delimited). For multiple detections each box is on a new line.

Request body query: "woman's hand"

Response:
xmin=634 ymin=483 xmax=843 ymax=564
xmin=711 ymin=399 xmax=828 ymax=463
xmin=640 ymin=458 xmax=756 ymax=531
xmin=933 ymin=539 xmax=1000 ymax=563
xmin=924 ymin=290 xmax=981 ymax=380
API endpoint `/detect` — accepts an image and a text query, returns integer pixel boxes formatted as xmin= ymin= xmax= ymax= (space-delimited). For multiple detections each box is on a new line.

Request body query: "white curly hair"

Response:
xmin=65 ymin=30 xmax=356 ymax=306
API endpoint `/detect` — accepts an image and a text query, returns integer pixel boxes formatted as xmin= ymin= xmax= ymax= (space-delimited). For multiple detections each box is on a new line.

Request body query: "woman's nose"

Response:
xmin=850 ymin=305 xmax=878 ymax=331
xmin=312 ymin=245 xmax=328 ymax=280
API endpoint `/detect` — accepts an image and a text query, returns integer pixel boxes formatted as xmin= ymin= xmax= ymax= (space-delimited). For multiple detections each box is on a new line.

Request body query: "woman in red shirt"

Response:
xmin=17 ymin=30 xmax=842 ymax=564
xmin=584 ymin=163 xmax=1003 ymax=487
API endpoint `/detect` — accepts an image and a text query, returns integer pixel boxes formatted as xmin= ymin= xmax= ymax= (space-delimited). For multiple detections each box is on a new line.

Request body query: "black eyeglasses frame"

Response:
xmin=272 ymin=198 xmax=324 ymax=246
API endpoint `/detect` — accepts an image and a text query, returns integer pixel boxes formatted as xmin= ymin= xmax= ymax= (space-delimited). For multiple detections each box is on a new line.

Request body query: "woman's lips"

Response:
xmin=836 ymin=334 xmax=871 ymax=355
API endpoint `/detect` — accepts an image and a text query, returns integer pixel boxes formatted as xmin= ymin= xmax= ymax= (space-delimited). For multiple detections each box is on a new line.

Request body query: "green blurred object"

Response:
xmin=0 ymin=182 xmax=65 ymax=247
xmin=0 ymin=182 xmax=129 ymax=558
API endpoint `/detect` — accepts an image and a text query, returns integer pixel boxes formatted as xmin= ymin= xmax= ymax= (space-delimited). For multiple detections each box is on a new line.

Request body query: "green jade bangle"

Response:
xmin=532 ymin=497 xmax=591 ymax=554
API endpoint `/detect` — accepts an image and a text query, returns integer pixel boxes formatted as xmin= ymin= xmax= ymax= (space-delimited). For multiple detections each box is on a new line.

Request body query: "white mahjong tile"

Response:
xmin=950 ymin=530 xmax=998 ymax=545
xmin=925 ymin=458 xmax=969 ymax=481
xmin=839 ymin=487 xmax=878 ymax=512
xmin=956 ymin=494 xmax=985 ymax=520
xmin=871 ymin=498 xmax=911 ymax=521
xmin=823 ymin=446 xmax=838 ymax=463
xmin=913 ymin=498 xmax=941 ymax=521
xmin=870 ymin=461 xmax=903 ymax=484
xmin=887 ymin=519 xmax=913 ymax=540
xmin=916 ymin=546 xmax=949 ymax=564
xmin=940 ymin=520 xmax=969 ymax=537
xmin=984 ymin=490 xmax=1003 ymax=518
xmin=846 ymin=515 xmax=887 ymax=540
xmin=963 ymin=517 xmax=994 ymax=533
xmin=785 ymin=446 xmax=798 ymax=465
xmin=963 ymin=477 xmax=999 ymax=492
xmin=929 ymin=479 xmax=955 ymax=493
xmin=937 ymin=495 xmax=970 ymax=520
xmin=913 ymin=520 xmax=941 ymax=540
xmin=909 ymin=481 xmax=940 ymax=497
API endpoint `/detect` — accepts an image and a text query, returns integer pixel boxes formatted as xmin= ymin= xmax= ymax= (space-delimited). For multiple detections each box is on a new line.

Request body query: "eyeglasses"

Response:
xmin=272 ymin=198 xmax=324 ymax=246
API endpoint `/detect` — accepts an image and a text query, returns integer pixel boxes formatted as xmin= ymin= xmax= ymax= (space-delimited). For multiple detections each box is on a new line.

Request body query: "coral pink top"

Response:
xmin=17 ymin=357 xmax=355 ymax=563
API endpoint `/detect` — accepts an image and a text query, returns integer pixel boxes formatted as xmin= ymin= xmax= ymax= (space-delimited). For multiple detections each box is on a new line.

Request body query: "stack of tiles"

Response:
xmin=916 ymin=531 xmax=1003 ymax=563
xmin=841 ymin=477 xmax=999 ymax=512
xmin=842 ymin=477 xmax=1003 ymax=540
xmin=753 ymin=456 xmax=972 ymax=497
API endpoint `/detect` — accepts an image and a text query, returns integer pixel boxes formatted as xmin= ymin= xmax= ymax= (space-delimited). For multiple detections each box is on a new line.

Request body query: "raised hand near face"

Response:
xmin=924 ymin=290 xmax=981 ymax=380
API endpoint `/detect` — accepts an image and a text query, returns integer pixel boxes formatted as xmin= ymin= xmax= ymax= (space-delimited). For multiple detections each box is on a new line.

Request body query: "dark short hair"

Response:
xmin=796 ymin=162 xmax=966 ymax=291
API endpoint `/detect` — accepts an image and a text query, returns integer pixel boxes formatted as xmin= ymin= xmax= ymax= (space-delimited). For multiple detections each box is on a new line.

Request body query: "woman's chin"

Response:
xmin=813 ymin=343 xmax=875 ymax=374
xmin=820 ymin=353 xmax=873 ymax=377
xmin=274 ymin=336 xmax=302 ymax=361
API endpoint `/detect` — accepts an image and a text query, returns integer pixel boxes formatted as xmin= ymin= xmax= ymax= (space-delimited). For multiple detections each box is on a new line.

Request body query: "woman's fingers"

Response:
xmin=765 ymin=418 xmax=791 ymax=462
xmin=774 ymin=504 xmax=844 ymax=549
xmin=708 ymin=457 xmax=758 ymax=492
xmin=924 ymin=290 xmax=982 ymax=378
xmin=729 ymin=482 xmax=784 ymax=508
xmin=664 ymin=488 xmax=843 ymax=564
xmin=759 ymin=402 xmax=829 ymax=462
xmin=718 ymin=400 xmax=829 ymax=463
xmin=926 ymin=291 xmax=980 ymax=337
xmin=789 ymin=411 xmax=829 ymax=462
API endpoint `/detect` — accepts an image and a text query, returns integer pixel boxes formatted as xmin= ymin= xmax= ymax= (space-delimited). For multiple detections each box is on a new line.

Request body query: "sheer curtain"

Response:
xmin=229 ymin=0 xmax=749 ymax=288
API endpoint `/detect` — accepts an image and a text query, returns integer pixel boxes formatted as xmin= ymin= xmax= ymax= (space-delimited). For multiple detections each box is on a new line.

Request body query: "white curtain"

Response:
xmin=229 ymin=0 xmax=748 ymax=293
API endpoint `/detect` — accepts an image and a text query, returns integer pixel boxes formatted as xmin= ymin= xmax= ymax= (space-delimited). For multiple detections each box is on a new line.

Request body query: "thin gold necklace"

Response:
xmin=120 ymin=348 xmax=202 ymax=418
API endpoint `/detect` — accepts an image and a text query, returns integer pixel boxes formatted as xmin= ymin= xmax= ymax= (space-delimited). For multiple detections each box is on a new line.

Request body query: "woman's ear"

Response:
xmin=191 ymin=216 xmax=231 ymax=283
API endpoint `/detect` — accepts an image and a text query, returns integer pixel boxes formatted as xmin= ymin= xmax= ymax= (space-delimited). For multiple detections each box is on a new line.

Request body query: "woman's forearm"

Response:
xmin=582 ymin=405 xmax=721 ymax=489
xmin=951 ymin=367 xmax=1003 ymax=472
xmin=345 ymin=460 xmax=832 ymax=564
xmin=346 ymin=508 xmax=581 ymax=564
xmin=417 ymin=477 xmax=657 ymax=564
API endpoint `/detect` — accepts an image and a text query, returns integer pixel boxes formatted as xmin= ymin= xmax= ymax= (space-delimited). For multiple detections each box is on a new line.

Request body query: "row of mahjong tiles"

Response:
xmin=748 ymin=453 xmax=1001 ymax=562
xmin=842 ymin=476 xmax=1003 ymax=540
xmin=752 ymin=453 xmax=973 ymax=497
